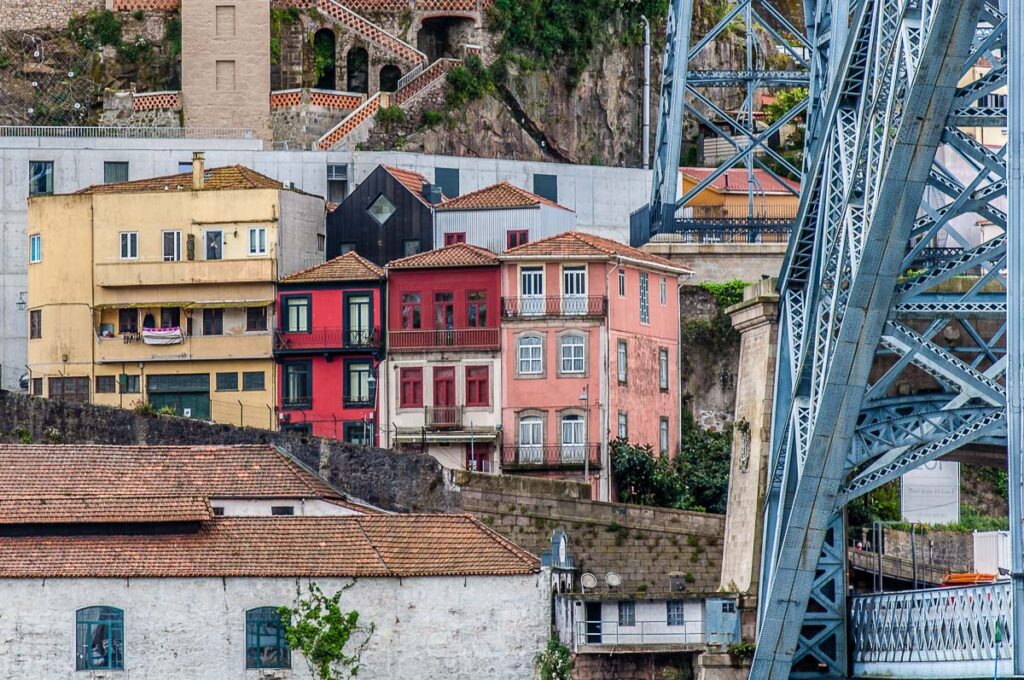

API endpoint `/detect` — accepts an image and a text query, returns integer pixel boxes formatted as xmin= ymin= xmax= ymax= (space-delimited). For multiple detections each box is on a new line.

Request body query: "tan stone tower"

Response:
xmin=719 ymin=278 xmax=780 ymax=640
xmin=181 ymin=0 xmax=271 ymax=143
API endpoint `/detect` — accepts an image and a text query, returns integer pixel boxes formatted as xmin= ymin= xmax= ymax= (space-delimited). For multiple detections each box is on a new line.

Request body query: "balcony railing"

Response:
xmin=388 ymin=328 xmax=499 ymax=351
xmin=573 ymin=617 xmax=704 ymax=648
xmin=425 ymin=405 xmax=464 ymax=429
xmin=274 ymin=328 xmax=380 ymax=352
xmin=282 ymin=396 xmax=312 ymax=410
xmin=663 ymin=218 xmax=793 ymax=243
xmin=501 ymin=296 xmax=608 ymax=319
xmin=501 ymin=444 xmax=600 ymax=468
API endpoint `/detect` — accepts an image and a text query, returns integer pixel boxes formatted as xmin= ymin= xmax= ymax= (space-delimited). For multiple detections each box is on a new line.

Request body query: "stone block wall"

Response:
xmin=883 ymin=528 xmax=974 ymax=573
xmin=452 ymin=470 xmax=726 ymax=596
xmin=100 ymin=90 xmax=181 ymax=127
xmin=0 ymin=0 xmax=102 ymax=31
xmin=574 ymin=651 xmax=695 ymax=680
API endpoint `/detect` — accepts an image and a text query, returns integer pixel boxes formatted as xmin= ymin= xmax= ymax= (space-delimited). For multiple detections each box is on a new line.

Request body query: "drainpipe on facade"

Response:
xmin=599 ymin=261 xmax=618 ymax=501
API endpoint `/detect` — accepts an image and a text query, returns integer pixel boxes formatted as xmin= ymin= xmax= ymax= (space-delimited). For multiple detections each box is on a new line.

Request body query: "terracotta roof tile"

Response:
xmin=436 ymin=181 xmax=572 ymax=212
xmin=75 ymin=165 xmax=286 ymax=195
xmin=502 ymin=231 xmax=693 ymax=274
xmin=0 ymin=444 xmax=358 ymax=510
xmin=0 ymin=515 xmax=540 ymax=578
xmin=387 ymin=242 xmax=499 ymax=270
xmin=0 ymin=495 xmax=213 ymax=524
xmin=280 ymin=252 xmax=385 ymax=283
xmin=383 ymin=165 xmax=441 ymax=206
xmin=681 ymin=167 xmax=800 ymax=195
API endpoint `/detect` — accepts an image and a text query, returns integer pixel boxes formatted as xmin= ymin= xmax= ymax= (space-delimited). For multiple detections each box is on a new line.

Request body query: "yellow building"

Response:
xmin=26 ymin=153 xmax=325 ymax=428
xmin=678 ymin=167 xmax=801 ymax=219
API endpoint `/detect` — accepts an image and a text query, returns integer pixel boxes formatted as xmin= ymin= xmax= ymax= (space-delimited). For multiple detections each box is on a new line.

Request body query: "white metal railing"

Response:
xmin=397 ymin=63 xmax=426 ymax=91
xmin=0 ymin=126 xmax=254 ymax=139
xmin=574 ymin=618 xmax=704 ymax=647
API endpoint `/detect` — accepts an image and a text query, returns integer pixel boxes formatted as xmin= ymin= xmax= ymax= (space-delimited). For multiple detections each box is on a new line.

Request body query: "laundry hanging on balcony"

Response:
xmin=141 ymin=327 xmax=184 ymax=345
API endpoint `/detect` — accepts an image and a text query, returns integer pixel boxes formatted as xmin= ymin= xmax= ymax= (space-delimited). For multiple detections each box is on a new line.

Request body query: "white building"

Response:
xmin=0 ymin=443 xmax=548 ymax=679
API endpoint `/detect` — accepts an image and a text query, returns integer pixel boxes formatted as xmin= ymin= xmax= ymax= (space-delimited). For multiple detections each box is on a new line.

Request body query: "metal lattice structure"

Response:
xmin=631 ymin=0 xmax=810 ymax=247
xmin=650 ymin=0 xmax=1024 ymax=678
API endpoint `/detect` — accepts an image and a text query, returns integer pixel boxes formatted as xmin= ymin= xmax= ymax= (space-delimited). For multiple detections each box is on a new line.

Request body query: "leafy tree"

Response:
xmin=611 ymin=439 xmax=687 ymax=508
xmin=673 ymin=424 xmax=732 ymax=514
xmin=536 ymin=638 xmax=573 ymax=680
xmin=278 ymin=581 xmax=374 ymax=680
xmin=762 ymin=87 xmax=808 ymax=126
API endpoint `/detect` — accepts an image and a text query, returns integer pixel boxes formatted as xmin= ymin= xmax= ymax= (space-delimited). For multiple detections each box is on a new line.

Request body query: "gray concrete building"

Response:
xmin=0 ymin=130 xmax=653 ymax=389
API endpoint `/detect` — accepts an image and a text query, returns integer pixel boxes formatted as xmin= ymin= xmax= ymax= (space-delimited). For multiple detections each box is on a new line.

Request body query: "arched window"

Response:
xmin=76 ymin=606 xmax=124 ymax=670
xmin=313 ymin=29 xmax=337 ymax=90
xmin=560 ymin=414 xmax=586 ymax=463
xmin=379 ymin=64 xmax=402 ymax=92
xmin=346 ymin=47 xmax=369 ymax=94
xmin=517 ymin=335 xmax=542 ymax=375
xmin=518 ymin=416 xmax=543 ymax=464
xmin=246 ymin=607 xmax=291 ymax=669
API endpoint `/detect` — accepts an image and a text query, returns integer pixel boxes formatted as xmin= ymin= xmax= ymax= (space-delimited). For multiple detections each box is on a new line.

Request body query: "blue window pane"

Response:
xmin=29 ymin=161 xmax=53 ymax=196
xmin=76 ymin=606 xmax=124 ymax=670
xmin=246 ymin=607 xmax=291 ymax=669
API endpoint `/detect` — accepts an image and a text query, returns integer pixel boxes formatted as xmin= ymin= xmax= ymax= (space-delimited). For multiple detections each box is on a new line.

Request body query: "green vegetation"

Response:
xmin=270 ymin=7 xmax=301 ymax=65
xmin=278 ymin=582 xmax=373 ymax=680
xmin=848 ymin=479 xmax=1008 ymax=534
xmin=445 ymin=55 xmax=496 ymax=109
xmin=488 ymin=0 xmax=668 ymax=86
xmin=536 ymin=638 xmax=573 ymax=680
xmin=68 ymin=9 xmax=124 ymax=50
xmin=728 ymin=641 xmax=756 ymax=658
xmin=420 ymin=109 xmax=447 ymax=128
xmin=610 ymin=422 xmax=732 ymax=514
xmin=312 ymin=29 xmax=336 ymax=83
xmin=165 ymin=16 xmax=182 ymax=56
xmin=699 ymin=279 xmax=748 ymax=309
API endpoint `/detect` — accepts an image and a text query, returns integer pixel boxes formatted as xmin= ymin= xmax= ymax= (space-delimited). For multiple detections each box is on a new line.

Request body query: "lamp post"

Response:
xmin=367 ymin=369 xmax=378 ymax=446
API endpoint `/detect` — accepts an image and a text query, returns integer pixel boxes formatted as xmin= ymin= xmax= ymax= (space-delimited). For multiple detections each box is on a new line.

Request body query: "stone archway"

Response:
xmin=416 ymin=16 xmax=476 ymax=61
xmin=346 ymin=47 xmax=369 ymax=94
xmin=312 ymin=28 xmax=337 ymax=90
xmin=379 ymin=64 xmax=402 ymax=92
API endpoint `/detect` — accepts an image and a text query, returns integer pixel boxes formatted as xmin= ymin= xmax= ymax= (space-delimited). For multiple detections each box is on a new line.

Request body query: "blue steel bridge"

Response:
xmin=634 ymin=0 xmax=1022 ymax=678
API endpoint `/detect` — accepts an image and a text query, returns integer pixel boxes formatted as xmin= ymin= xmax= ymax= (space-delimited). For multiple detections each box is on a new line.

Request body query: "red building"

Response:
xmin=378 ymin=244 xmax=502 ymax=471
xmin=274 ymin=252 xmax=385 ymax=443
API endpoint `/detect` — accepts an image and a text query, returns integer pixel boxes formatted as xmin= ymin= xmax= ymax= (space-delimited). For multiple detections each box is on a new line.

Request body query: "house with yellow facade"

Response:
xmin=26 ymin=153 xmax=325 ymax=428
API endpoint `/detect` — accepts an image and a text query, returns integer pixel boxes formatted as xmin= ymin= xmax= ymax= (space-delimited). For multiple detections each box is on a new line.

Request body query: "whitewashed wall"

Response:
xmin=211 ymin=498 xmax=363 ymax=516
xmin=0 ymin=572 xmax=549 ymax=679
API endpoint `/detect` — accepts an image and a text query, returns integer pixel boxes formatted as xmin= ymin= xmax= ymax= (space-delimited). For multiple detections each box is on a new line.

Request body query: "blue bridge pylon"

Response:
xmin=645 ymin=0 xmax=1022 ymax=678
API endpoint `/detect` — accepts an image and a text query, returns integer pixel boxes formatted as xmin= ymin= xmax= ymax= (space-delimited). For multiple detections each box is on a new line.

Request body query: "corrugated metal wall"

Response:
xmin=433 ymin=205 xmax=576 ymax=252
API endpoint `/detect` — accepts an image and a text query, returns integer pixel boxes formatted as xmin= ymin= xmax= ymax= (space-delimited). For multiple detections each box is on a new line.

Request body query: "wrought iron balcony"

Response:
xmin=664 ymin=218 xmax=793 ymax=243
xmin=274 ymin=327 xmax=380 ymax=352
xmin=500 ymin=444 xmax=600 ymax=469
xmin=388 ymin=328 xmax=499 ymax=351
xmin=501 ymin=296 xmax=608 ymax=319
xmin=281 ymin=395 xmax=312 ymax=410
xmin=425 ymin=405 xmax=464 ymax=429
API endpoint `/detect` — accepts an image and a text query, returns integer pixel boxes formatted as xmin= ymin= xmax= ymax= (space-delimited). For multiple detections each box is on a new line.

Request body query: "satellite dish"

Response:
xmin=605 ymin=572 xmax=622 ymax=588
xmin=581 ymin=572 xmax=598 ymax=590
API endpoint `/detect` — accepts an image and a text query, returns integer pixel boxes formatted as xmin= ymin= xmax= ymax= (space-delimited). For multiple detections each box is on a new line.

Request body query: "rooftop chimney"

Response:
xmin=422 ymin=183 xmax=443 ymax=204
xmin=192 ymin=151 xmax=205 ymax=190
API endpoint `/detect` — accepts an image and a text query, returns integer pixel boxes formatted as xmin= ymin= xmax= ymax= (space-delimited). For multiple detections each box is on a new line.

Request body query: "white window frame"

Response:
xmin=659 ymin=348 xmax=669 ymax=390
xmin=119 ymin=231 xmax=138 ymax=260
xmin=520 ymin=266 xmax=545 ymax=315
xmin=660 ymin=417 xmax=670 ymax=454
xmin=162 ymin=230 xmax=181 ymax=262
xmin=560 ymin=334 xmax=585 ymax=374
xmin=640 ymin=271 xmax=650 ymax=324
xmin=562 ymin=265 xmax=587 ymax=315
xmin=248 ymin=227 xmax=267 ymax=256
xmin=29 ymin=234 xmax=41 ymax=263
xmin=618 ymin=268 xmax=625 ymax=296
xmin=617 ymin=412 xmax=628 ymax=440
xmin=660 ymin=277 xmax=667 ymax=305
xmin=560 ymin=414 xmax=586 ymax=463
xmin=517 ymin=336 xmax=543 ymax=375
xmin=617 ymin=340 xmax=628 ymax=382
xmin=518 ymin=416 xmax=544 ymax=463
xmin=618 ymin=601 xmax=636 ymax=627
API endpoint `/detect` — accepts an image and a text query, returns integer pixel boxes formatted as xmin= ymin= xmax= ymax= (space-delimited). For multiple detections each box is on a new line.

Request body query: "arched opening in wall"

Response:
xmin=416 ymin=16 xmax=475 ymax=62
xmin=313 ymin=29 xmax=337 ymax=90
xmin=379 ymin=64 xmax=402 ymax=92
xmin=346 ymin=47 xmax=369 ymax=94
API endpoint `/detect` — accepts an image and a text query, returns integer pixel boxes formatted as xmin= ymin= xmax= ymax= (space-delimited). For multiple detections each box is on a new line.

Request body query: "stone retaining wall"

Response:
xmin=0 ymin=0 xmax=102 ymax=31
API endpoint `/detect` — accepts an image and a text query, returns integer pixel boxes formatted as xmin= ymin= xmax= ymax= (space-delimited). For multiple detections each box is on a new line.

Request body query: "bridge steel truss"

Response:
xmin=751 ymin=0 xmax=1022 ymax=678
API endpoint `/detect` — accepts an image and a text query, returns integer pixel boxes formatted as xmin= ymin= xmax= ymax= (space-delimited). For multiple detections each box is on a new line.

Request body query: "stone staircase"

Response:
xmin=316 ymin=56 xmax=461 ymax=150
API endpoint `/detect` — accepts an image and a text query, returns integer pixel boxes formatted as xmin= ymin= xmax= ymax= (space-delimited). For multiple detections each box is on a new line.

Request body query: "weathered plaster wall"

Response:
xmin=679 ymin=286 xmax=740 ymax=432
xmin=0 ymin=573 xmax=549 ymax=679
xmin=643 ymin=241 xmax=788 ymax=285
xmin=575 ymin=651 xmax=695 ymax=680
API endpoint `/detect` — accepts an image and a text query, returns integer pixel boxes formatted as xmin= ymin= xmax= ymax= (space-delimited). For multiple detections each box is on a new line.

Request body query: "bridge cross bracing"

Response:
xmin=648 ymin=0 xmax=1020 ymax=678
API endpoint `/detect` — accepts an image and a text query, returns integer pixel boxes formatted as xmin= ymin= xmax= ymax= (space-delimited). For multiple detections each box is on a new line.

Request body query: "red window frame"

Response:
xmin=399 ymin=367 xmax=423 ymax=408
xmin=444 ymin=232 xmax=467 ymax=245
xmin=400 ymin=292 xmax=421 ymax=329
xmin=506 ymin=230 xmax=529 ymax=249
xmin=465 ymin=365 xmax=490 ymax=407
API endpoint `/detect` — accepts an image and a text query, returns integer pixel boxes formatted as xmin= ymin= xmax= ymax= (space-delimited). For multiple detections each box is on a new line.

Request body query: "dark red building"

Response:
xmin=274 ymin=252 xmax=385 ymax=443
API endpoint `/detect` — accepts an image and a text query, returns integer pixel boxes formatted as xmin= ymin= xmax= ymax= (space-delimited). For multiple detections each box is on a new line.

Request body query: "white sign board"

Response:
xmin=901 ymin=461 xmax=960 ymax=524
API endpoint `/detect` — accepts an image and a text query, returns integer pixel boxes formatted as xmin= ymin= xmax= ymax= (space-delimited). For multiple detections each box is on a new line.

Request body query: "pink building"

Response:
xmin=498 ymin=233 xmax=692 ymax=500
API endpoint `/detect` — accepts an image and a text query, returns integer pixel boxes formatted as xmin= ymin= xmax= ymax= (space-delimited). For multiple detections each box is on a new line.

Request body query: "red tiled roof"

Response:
xmin=387 ymin=242 xmax=499 ymax=269
xmin=75 ymin=165 xmax=287 ymax=195
xmin=681 ymin=167 xmax=800 ymax=195
xmin=280 ymin=252 xmax=384 ymax=283
xmin=502 ymin=231 xmax=692 ymax=274
xmin=0 ymin=444 xmax=357 ymax=509
xmin=0 ymin=495 xmax=213 ymax=525
xmin=0 ymin=515 xmax=540 ymax=578
xmin=383 ymin=165 xmax=442 ymax=206
xmin=436 ymin=181 xmax=572 ymax=212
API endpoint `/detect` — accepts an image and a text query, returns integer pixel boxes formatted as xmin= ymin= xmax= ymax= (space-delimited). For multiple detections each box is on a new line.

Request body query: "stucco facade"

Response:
xmin=0 ymin=573 xmax=548 ymax=679
xmin=25 ymin=158 xmax=324 ymax=427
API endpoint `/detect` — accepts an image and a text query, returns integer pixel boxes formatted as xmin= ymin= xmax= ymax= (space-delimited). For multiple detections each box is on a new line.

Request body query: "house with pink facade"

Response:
xmin=498 ymin=233 xmax=692 ymax=500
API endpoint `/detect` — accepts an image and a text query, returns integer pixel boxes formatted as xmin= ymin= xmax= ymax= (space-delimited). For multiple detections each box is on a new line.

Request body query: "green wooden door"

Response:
xmin=148 ymin=374 xmax=211 ymax=420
